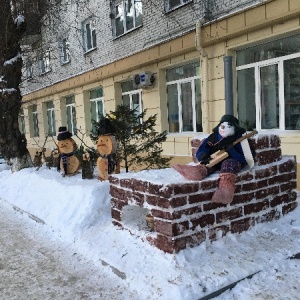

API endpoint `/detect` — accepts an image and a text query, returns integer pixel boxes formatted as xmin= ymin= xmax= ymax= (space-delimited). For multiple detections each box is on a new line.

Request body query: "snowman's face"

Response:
xmin=218 ymin=122 xmax=235 ymax=138
xmin=58 ymin=138 xmax=75 ymax=154
xmin=97 ymin=135 xmax=113 ymax=155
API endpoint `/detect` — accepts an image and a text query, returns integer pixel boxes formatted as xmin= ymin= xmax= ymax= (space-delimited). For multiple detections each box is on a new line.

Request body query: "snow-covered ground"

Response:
xmin=0 ymin=163 xmax=299 ymax=300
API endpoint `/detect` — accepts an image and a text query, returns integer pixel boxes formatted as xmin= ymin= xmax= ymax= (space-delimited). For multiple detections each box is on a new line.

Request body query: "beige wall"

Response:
xmin=22 ymin=0 xmax=300 ymax=187
xmin=199 ymin=0 xmax=300 ymax=188
xmin=22 ymin=32 xmax=200 ymax=160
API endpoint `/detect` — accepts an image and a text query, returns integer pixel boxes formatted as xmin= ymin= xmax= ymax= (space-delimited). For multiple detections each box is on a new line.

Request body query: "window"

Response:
xmin=39 ymin=49 xmax=51 ymax=74
xmin=59 ymin=38 xmax=70 ymax=64
xmin=236 ymin=35 xmax=300 ymax=130
xmin=90 ymin=88 xmax=104 ymax=134
xmin=66 ymin=95 xmax=77 ymax=135
xmin=82 ymin=18 xmax=97 ymax=52
xmin=18 ymin=108 xmax=25 ymax=134
xmin=112 ymin=0 xmax=142 ymax=37
xmin=164 ymin=0 xmax=192 ymax=12
xmin=166 ymin=61 xmax=201 ymax=133
xmin=30 ymin=105 xmax=39 ymax=138
xmin=46 ymin=101 xmax=56 ymax=136
xmin=121 ymin=81 xmax=142 ymax=121
xmin=25 ymin=59 xmax=33 ymax=80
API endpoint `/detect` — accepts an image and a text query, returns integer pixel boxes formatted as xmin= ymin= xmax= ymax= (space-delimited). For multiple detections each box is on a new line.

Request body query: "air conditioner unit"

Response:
xmin=132 ymin=71 xmax=154 ymax=89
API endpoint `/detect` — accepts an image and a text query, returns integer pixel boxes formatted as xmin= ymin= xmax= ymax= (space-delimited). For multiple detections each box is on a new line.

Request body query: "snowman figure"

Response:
xmin=173 ymin=115 xmax=253 ymax=204
xmin=57 ymin=126 xmax=80 ymax=176
xmin=96 ymin=118 xmax=117 ymax=181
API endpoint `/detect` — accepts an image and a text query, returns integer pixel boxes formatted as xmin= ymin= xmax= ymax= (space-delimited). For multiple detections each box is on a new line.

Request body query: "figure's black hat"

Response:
xmin=57 ymin=126 xmax=72 ymax=141
xmin=97 ymin=118 xmax=115 ymax=136
xmin=213 ymin=115 xmax=246 ymax=135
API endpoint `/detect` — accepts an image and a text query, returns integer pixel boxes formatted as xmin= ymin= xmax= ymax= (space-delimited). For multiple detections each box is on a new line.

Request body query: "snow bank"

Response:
xmin=0 ymin=167 xmax=110 ymax=238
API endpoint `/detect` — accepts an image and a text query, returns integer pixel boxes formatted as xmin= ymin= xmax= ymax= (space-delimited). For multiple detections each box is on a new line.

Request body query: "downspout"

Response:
xmin=195 ymin=20 xmax=209 ymax=133
xmin=224 ymin=56 xmax=234 ymax=115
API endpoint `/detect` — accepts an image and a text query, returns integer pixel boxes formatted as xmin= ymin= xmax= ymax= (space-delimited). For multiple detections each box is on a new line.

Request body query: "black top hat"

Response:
xmin=97 ymin=118 xmax=115 ymax=136
xmin=212 ymin=115 xmax=246 ymax=135
xmin=57 ymin=126 xmax=72 ymax=140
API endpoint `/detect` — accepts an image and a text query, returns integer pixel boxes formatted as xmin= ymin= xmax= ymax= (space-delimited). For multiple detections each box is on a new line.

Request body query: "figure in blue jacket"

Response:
xmin=173 ymin=115 xmax=247 ymax=204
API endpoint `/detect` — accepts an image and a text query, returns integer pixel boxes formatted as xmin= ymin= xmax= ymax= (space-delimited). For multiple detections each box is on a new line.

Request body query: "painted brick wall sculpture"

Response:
xmin=109 ymin=134 xmax=298 ymax=254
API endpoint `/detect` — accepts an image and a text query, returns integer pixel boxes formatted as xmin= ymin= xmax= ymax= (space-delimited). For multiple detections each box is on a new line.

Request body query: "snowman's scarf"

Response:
xmin=58 ymin=152 xmax=75 ymax=175
xmin=98 ymin=153 xmax=117 ymax=174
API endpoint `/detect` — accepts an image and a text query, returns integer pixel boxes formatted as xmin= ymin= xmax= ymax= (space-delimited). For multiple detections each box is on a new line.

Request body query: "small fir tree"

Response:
xmin=91 ymin=105 xmax=171 ymax=173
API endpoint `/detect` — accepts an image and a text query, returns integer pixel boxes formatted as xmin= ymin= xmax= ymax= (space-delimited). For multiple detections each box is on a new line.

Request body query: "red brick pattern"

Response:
xmin=109 ymin=134 xmax=298 ymax=253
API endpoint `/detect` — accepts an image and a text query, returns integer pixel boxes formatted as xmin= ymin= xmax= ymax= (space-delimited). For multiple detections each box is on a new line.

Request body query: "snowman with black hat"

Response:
xmin=96 ymin=118 xmax=118 ymax=181
xmin=173 ymin=114 xmax=254 ymax=204
xmin=56 ymin=126 xmax=80 ymax=176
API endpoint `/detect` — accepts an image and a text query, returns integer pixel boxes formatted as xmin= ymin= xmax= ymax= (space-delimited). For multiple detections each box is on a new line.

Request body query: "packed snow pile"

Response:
xmin=0 ymin=164 xmax=300 ymax=299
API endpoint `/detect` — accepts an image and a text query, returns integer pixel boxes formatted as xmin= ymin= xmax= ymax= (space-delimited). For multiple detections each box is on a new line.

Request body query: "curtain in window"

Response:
xmin=47 ymin=101 xmax=56 ymax=136
xmin=115 ymin=3 xmax=124 ymax=36
xmin=166 ymin=61 xmax=201 ymax=133
xmin=260 ymin=65 xmax=279 ymax=129
xmin=18 ymin=109 xmax=26 ymax=134
xmin=284 ymin=58 xmax=300 ymax=129
xmin=66 ymin=96 xmax=76 ymax=135
xmin=237 ymin=69 xmax=256 ymax=130
xmin=167 ymin=84 xmax=179 ymax=132
xmin=32 ymin=105 xmax=39 ymax=137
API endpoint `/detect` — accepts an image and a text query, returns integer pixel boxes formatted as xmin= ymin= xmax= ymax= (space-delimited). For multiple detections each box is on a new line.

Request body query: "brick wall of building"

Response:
xmin=22 ymin=0 xmax=264 ymax=95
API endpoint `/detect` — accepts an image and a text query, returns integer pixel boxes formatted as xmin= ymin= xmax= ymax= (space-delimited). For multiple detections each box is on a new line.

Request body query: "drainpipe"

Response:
xmin=224 ymin=56 xmax=234 ymax=115
xmin=195 ymin=20 xmax=209 ymax=133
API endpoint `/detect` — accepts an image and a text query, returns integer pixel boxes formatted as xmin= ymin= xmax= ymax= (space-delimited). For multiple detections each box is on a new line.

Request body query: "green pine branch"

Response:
xmin=95 ymin=104 xmax=172 ymax=172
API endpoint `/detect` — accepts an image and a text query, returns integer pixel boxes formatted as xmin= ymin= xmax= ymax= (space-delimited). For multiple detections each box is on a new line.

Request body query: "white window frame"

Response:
xmin=59 ymin=38 xmax=70 ymax=64
xmin=237 ymin=52 xmax=300 ymax=131
xmin=164 ymin=0 xmax=192 ymax=12
xmin=82 ymin=18 xmax=97 ymax=53
xmin=39 ymin=49 xmax=51 ymax=74
xmin=90 ymin=89 xmax=104 ymax=123
xmin=46 ymin=101 xmax=56 ymax=136
xmin=167 ymin=75 xmax=200 ymax=133
xmin=122 ymin=89 xmax=143 ymax=115
xmin=112 ymin=0 xmax=143 ymax=37
xmin=66 ymin=95 xmax=77 ymax=135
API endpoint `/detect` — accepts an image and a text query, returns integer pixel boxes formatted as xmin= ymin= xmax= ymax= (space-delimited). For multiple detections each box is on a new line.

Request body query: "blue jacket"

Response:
xmin=196 ymin=132 xmax=246 ymax=165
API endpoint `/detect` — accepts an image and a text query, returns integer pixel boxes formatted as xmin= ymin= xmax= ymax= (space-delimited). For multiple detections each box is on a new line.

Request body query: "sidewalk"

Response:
xmin=0 ymin=198 xmax=139 ymax=300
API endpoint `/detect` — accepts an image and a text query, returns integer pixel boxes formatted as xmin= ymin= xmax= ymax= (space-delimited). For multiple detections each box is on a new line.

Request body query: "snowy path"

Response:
xmin=0 ymin=199 xmax=139 ymax=300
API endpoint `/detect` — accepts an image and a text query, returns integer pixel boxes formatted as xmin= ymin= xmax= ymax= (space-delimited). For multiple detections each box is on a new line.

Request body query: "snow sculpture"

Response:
xmin=56 ymin=126 xmax=80 ymax=176
xmin=96 ymin=118 xmax=118 ymax=181
xmin=173 ymin=115 xmax=255 ymax=204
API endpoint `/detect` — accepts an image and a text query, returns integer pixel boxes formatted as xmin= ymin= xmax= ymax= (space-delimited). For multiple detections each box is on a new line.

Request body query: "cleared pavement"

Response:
xmin=0 ymin=199 xmax=138 ymax=300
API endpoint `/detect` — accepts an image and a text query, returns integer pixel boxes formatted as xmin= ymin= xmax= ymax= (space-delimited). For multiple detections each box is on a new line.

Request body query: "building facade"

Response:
xmin=20 ymin=0 xmax=300 ymax=187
